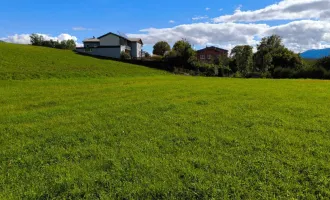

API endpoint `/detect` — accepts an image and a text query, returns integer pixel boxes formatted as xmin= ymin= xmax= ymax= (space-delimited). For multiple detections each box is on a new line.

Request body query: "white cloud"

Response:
xmin=169 ymin=20 xmax=175 ymax=24
xmin=72 ymin=27 xmax=92 ymax=31
xmin=192 ymin=16 xmax=209 ymax=20
xmin=219 ymin=8 xmax=223 ymax=11
xmin=213 ymin=0 xmax=330 ymax=23
xmin=205 ymin=7 xmax=210 ymax=11
xmin=128 ymin=23 xmax=268 ymax=48
xmin=0 ymin=33 xmax=82 ymax=46
xmin=128 ymin=19 xmax=330 ymax=53
xmin=0 ymin=34 xmax=31 ymax=44
xmin=126 ymin=0 xmax=330 ymax=53
xmin=266 ymin=20 xmax=330 ymax=52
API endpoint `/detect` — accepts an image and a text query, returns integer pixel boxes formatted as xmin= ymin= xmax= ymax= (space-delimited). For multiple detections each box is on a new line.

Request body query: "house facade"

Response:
xmin=76 ymin=32 xmax=143 ymax=59
xmin=197 ymin=46 xmax=228 ymax=62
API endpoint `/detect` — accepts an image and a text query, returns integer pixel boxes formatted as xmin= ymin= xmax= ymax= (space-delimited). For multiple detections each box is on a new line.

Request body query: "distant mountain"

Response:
xmin=301 ymin=48 xmax=330 ymax=59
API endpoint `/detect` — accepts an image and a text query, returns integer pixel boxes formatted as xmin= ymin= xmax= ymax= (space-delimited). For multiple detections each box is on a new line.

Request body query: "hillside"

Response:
xmin=1 ymin=43 xmax=330 ymax=199
xmin=301 ymin=48 xmax=330 ymax=59
xmin=0 ymin=43 xmax=166 ymax=80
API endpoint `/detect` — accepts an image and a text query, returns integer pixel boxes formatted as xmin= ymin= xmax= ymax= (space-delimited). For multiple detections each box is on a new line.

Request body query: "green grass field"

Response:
xmin=1 ymin=43 xmax=330 ymax=199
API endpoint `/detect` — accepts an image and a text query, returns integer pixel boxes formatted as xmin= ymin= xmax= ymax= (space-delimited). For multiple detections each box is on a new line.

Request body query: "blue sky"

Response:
xmin=1 ymin=0 xmax=330 ymax=53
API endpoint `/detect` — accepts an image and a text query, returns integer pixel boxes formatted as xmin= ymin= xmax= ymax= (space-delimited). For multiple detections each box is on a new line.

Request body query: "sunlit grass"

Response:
xmin=1 ymin=43 xmax=330 ymax=199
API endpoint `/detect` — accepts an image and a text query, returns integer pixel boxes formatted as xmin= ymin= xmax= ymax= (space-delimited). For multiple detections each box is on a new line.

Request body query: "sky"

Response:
xmin=1 ymin=0 xmax=330 ymax=53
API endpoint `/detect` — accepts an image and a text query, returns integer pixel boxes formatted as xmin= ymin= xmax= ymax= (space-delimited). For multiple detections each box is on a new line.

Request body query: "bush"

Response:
xmin=273 ymin=67 xmax=295 ymax=78
xmin=245 ymin=72 xmax=262 ymax=78
xmin=233 ymin=72 xmax=243 ymax=78
xmin=120 ymin=51 xmax=131 ymax=60
xmin=150 ymin=55 xmax=163 ymax=61
xmin=316 ymin=56 xmax=330 ymax=71
xmin=295 ymin=67 xmax=327 ymax=79
xmin=144 ymin=52 xmax=151 ymax=58
xmin=261 ymin=71 xmax=272 ymax=78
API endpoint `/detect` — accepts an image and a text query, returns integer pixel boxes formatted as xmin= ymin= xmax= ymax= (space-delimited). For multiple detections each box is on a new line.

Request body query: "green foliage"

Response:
xmin=30 ymin=34 xmax=76 ymax=50
xmin=164 ymin=40 xmax=196 ymax=69
xmin=120 ymin=51 xmax=131 ymax=60
xmin=144 ymin=52 xmax=151 ymax=58
xmin=231 ymin=45 xmax=253 ymax=75
xmin=2 ymin=43 xmax=330 ymax=198
xmin=316 ymin=56 xmax=330 ymax=71
xmin=153 ymin=41 xmax=171 ymax=56
xmin=254 ymin=35 xmax=302 ymax=72
xmin=30 ymin=33 xmax=44 ymax=46
xmin=273 ymin=67 xmax=296 ymax=78
xmin=172 ymin=39 xmax=196 ymax=67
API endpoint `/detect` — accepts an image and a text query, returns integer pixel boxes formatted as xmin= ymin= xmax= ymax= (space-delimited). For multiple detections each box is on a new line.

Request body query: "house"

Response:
xmin=75 ymin=32 xmax=143 ymax=59
xmin=197 ymin=46 xmax=228 ymax=61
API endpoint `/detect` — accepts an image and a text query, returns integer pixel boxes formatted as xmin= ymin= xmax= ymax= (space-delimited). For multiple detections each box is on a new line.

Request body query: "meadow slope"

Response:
xmin=1 ymin=43 xmax=330 ymax=199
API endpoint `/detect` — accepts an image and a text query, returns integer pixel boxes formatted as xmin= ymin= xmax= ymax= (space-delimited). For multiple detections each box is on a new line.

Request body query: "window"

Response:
xmin=207 ymin=55 xmax=212 ymax=59
xmin=200 ymin=55 xmax=205 ymax=59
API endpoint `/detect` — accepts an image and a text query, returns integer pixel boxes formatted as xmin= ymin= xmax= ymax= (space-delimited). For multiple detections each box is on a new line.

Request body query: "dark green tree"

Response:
xmin=171 ymin=39 xmax=196 ymax=68
xmin=316 ymin=56 xmax=330 ymax=71
xmin=65 ymin=39 xmax=76 ymax=50
xmin=153 ymin=41 xmax=171 ymax=56
xmin=144 ymin=52 xmax=151 ymax=58
xmin=254 ymin=35 xmax=302 ymax=72
xmin=231 ymin=45 xmax=253 ymax=75
xmin=30 ymin=34 xmax=44 ymax=46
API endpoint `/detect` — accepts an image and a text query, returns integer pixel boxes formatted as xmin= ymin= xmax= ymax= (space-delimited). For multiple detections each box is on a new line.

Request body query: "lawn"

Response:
xmin=1 ymin=43 xmax=330 ymax=199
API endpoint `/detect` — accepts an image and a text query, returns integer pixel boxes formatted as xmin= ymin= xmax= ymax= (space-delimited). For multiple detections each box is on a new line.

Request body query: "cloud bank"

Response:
xmin=1 ymin=33 xmax=82 ymax=47
xmin=128 ymin=0 xmax=330 ymax=52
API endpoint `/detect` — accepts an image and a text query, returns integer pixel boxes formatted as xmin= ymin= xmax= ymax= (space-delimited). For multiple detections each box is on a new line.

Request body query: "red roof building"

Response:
xmin=196 ymin=46 xmax=228 ymax=62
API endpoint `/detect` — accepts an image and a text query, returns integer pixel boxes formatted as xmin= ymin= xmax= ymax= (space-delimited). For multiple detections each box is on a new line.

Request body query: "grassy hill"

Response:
xmin=0 ymin=43 xmax=166 ymax=80
xmin=1 ymin=44 xmax=330 ymax=199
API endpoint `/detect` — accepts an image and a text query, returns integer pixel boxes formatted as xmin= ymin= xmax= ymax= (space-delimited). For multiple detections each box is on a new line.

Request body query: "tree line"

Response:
xmin=151 ymin=35 xmax=330 ymax=79
xmin=30 ymin=34 xmax=76 ymax=50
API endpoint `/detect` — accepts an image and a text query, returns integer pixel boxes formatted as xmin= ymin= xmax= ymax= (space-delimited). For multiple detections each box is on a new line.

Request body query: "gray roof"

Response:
xmin=128 ymin=38 xmax=143 ymax=45
xmin=83 ymin=38 xmax=100 ymax=42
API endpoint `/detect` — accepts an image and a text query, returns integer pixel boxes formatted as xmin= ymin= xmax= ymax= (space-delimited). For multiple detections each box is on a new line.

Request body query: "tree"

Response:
xmin=231 ymin=45 xmax=253 ymax=75
xmin=254 ymin=35 xmax=302 ymax=72
xmin=65 ymin=39 xmax=76 ymax=50
xmin=153 ymin=41 xmax=171 ymax=56
xmin=144 ymin=52 xmax=151 ymax=58
xmin=171 ymin=39 xmax=196 ymax=68
xmin=30 ymin=34 xmax=44 ymax=46
xmin=316 ymin=56 xmax=330 ymax=71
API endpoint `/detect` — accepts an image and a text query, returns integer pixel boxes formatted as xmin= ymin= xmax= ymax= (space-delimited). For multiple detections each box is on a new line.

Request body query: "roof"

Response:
xmin=128 ymin=38 xmax=143 ymax=45
xmin=83 ymin=38 xmax=100 ymax=42
xmin=97 ymin=32 xmax=143 ymax=44
xmin=197 ymin=46 xmax=228 ymax=52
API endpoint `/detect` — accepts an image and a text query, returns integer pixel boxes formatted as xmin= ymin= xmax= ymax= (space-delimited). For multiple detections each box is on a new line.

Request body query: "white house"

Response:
xmin=76 ymin=32 xmax=143 ymax=59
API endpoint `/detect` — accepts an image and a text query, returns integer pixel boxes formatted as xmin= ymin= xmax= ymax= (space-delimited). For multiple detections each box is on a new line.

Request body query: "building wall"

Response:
xmin=131 ymin=42 xmax=142 ymax=58
xmin=83 ymin=42 xmax=100 ymax=48
xmin=76 ymin=47 xmax=121 ymax=58
xmin=99 ymin=34 xmax=120 ymax=46
xmin=197 ymin=49 xmax=228 ymax=61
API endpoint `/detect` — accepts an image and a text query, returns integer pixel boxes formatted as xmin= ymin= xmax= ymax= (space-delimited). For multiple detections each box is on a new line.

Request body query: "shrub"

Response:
xmin=296 ymin=67 xmax=327 ymax=79
xmin=316 ymin=56 xmax=330 ymax=71
xmin=245 ymin=72 xmax=262 ymax=78
xmin=261 ymin=71 xmax=272 ymax=78
xmin=150 ymin=55 xmax=163 ymax=61
xmin=273 ymin=67 xmax=295 ymax=78
xmin=144 ymin=52 xmax=151 ymax=58
xmin=233 ymin=72 xmax=243 ymax=78
xmin=120 ymin=51 xmax=131 ymax=60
